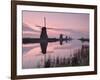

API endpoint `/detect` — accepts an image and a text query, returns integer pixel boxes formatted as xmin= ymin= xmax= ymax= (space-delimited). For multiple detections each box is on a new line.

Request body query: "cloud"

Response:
xmin=23 ymin=23 xmax=40 ymax=33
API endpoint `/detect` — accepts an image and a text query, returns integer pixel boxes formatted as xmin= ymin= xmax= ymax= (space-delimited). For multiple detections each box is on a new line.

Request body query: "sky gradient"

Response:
xmin=22 ymin=11 xmax=89 ymax=39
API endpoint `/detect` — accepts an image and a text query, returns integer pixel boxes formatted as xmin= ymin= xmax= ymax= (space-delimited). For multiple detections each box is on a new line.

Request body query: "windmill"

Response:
xmin=36 ymin=17 xmax=48 ymax=67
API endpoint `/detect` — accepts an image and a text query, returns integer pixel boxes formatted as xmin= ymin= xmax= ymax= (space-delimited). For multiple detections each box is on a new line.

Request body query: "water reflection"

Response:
xmin=22 ymin=39 xmax=89 ymax=69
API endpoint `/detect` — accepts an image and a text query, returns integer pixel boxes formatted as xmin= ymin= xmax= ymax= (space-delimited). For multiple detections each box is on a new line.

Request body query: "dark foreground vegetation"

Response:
xmin=37 ymin=45 xmax=89 ymax=68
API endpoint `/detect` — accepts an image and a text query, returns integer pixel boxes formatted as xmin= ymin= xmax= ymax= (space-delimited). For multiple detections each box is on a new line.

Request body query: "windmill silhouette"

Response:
xmin=39 ymin=17 xmax=48 ymax=66
xmin=39 ymin=17 xmax=48 ymax=54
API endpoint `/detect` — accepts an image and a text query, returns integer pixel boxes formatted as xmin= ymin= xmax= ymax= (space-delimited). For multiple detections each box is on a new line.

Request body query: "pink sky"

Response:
xmin=22 ymin=11 xmax=89 ymax=39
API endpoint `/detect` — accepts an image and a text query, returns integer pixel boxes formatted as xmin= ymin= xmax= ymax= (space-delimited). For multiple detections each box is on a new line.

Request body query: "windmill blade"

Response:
xmin=35 ymin=17 xmax=46 ymax=28
xmin=44 ymin=17 xmax=46 ymax=27
xmin=35 ymin=24 xmax=73 ymax=32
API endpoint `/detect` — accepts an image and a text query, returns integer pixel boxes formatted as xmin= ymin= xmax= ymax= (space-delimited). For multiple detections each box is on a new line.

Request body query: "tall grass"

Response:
xmin=37 ymin=45 xmax=89 ymax=68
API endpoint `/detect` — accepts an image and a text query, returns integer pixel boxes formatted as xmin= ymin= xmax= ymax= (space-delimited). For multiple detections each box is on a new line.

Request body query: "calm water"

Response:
xmin=22 ymin=40 xmax=89 ymax=69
